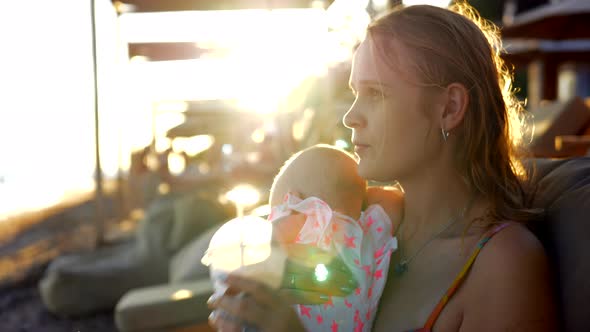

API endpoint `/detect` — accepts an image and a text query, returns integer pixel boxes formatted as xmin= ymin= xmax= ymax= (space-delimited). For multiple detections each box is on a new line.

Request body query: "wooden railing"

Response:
xmin=554 ymin=135 xmax=590 ymax=157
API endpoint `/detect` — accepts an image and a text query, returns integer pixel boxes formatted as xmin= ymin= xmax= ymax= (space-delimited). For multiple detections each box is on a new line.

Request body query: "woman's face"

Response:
xmin=343 ymin=36 xmax=442 ymax=182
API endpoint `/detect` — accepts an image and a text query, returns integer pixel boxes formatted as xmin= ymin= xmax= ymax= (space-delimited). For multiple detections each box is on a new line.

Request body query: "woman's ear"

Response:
xmin=441 ymin=82 xmax=469 ymax=132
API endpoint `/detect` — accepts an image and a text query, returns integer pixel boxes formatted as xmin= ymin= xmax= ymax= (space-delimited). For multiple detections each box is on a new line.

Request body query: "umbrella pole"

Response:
xmin=90 ymin=0 xmax=106 ymax=246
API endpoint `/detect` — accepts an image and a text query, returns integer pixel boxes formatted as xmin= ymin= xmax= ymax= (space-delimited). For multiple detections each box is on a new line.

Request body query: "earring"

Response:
xmin=441 ymin=127 xmax=450 ymax=142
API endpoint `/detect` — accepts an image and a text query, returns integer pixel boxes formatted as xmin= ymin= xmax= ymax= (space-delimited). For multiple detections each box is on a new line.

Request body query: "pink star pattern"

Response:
xmin=374 ymin=244 xmax=386 ymax=258
xmin=316 ymin=314 xmax=323 ymax=324
xmin=376 ymin=226 xmax=383 ymax=233
xmin=368 ymin=286 xmax=373 ymax=298
xmin=344 ymin=234 xmax=357 ymax=248
xmin=331 ymin=320 xmax=339 ymax=332
xmin=374 ymin=269 xmax=383 ymax=280
xmin=331 ymin=222 xmax=340 ymax=232
xmin=299 ymin=305 xmax=312 ymax=318
xmin=313 ymin=219 xmax=320 ymax=228
xmin=362 ymin=265 xmax=371 ymax=276
xmin=323 ymin=234 xmax=332 ymax=246
xmin=344 ymin=299 xmax=353 ymax=308
xmin=355 ymin=321 xmax=365 ymax=332
xmin=355 ymin=287 xmax=361 ymax=296
xmin=363 ymin=216 xmax=375 ymax=233
xmin=354 ymin=258 xmax=360 ymax=265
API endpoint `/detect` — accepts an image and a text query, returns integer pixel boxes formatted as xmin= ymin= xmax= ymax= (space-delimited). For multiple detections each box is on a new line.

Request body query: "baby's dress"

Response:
xmin=269 ymin=193 xmax=398 ymax=332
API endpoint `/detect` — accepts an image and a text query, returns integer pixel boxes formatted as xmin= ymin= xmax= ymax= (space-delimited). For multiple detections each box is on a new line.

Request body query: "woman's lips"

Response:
xmin=354 ymin=144 xmax=369 ymax=155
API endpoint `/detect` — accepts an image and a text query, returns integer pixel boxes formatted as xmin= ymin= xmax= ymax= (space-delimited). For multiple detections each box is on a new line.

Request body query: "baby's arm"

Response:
xmin=366 ymin=186 xmax=404 ymax=232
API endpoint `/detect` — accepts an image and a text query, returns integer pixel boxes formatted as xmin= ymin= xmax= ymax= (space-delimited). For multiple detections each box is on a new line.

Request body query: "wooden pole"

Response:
xmin=90 ymin=0 xmax=106 ymax=246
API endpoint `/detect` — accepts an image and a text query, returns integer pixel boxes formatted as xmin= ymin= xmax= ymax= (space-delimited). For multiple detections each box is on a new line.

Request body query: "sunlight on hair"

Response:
xmin=450 ymin=1 xmax=534 ymax=153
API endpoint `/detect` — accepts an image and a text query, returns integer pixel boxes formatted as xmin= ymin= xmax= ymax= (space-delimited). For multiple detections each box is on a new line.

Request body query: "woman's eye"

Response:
xmin=351 ymin=87 xmax=383 ymax=101
xmin=369 ymin=88 xmax=381 ymax=98
xmin=363 ymin=88 xmax=382 ymax=100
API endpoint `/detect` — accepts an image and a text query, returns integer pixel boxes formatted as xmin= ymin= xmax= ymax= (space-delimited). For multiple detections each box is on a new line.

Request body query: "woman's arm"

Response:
xmin=459 ymin=224 xmax=558 ymax=331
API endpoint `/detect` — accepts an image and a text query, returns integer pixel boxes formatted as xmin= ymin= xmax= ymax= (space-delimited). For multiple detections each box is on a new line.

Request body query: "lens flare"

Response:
xmin=314 ymin=263 xmax=329 ymax=282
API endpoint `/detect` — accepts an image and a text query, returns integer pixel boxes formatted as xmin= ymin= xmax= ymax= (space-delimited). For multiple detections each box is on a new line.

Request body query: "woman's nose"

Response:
xmin=343 ymin=100 xmax=364 ymax=129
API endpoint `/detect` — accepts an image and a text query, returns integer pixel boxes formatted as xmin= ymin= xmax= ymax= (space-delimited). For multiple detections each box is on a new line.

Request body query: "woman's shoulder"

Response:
xmin=458 ymin=222 xmax=557 ymax=330
xmin=473 ymin=222 xmax=547 ymax=272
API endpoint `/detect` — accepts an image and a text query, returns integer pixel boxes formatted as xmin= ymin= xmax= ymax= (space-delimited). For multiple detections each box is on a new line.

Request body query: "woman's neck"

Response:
xmin=397 ymin=161 xmax=482 ymax=245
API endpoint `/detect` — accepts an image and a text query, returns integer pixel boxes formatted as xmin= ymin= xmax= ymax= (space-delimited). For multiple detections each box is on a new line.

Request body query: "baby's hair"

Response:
xmin=270 ymin=144 xmax=366 ymax=219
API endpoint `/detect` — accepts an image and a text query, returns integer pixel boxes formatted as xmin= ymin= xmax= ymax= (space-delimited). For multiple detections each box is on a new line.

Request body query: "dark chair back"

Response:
xmin=527 ymin=157 xmax=590 ymax=332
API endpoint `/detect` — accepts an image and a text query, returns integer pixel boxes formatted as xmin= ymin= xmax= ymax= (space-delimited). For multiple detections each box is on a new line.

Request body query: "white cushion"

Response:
xmin=115 ymin=280 xmax=214 ymax=332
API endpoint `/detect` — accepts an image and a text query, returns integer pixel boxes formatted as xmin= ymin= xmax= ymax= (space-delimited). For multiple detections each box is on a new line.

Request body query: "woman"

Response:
xmin=208 ymin=3 xmax=557 ymax=331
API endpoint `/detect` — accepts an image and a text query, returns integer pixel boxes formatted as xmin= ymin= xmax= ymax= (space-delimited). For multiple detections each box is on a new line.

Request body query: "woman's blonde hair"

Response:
xmin=367 ymin=2 xmax=538 ymax=224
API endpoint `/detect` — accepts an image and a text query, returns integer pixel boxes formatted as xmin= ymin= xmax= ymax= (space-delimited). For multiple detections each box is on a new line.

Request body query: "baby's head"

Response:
xmin=270 ymin=144 xmax=366 ymax=219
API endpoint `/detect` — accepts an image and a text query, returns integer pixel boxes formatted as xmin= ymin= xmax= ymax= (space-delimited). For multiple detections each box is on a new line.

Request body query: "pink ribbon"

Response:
xmin=269 ymin=192 xmax=358 ymax=251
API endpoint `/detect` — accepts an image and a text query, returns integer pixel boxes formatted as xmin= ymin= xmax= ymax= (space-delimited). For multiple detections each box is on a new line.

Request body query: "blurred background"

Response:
xmin=0 ymin=0 xmax=588 ymax=330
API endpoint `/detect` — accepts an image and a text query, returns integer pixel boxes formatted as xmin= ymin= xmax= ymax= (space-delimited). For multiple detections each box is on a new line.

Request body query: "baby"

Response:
xmin=268 ymin=144 xmax=399 ymax=332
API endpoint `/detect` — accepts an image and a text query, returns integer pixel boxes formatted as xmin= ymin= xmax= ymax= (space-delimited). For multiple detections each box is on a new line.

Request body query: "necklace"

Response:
xmin=394 ymin=195 xmax=476 ymax=276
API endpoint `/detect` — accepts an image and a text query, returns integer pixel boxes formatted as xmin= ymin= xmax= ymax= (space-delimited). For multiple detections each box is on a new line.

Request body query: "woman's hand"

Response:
xmin=207 ymin=244 xmax=358 ymax=331
xmin=208 ymin=274 xmax=306 ymax=332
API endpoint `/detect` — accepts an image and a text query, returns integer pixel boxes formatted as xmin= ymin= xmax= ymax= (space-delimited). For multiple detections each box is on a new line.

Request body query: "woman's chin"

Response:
xmin=358 ymin=164 xmax=396 ymax=183
xmin=357 ymin=163 xmax=376 ymax=180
